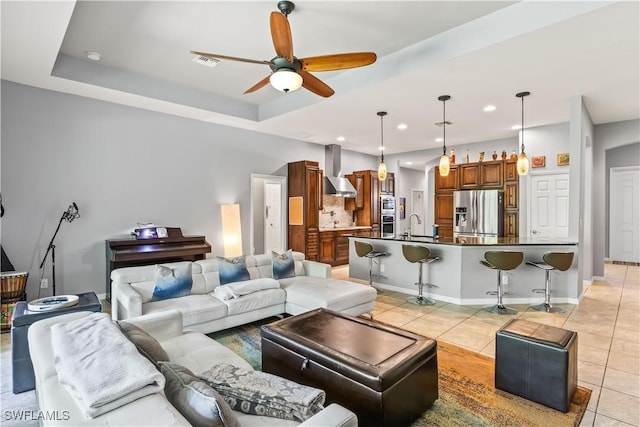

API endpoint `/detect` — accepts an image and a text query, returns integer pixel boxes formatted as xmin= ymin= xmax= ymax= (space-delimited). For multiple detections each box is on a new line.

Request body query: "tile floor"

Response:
xmin=334 ymin=263 xmax=640 ymax=426
xmin=0 ymin=264 xmax=637 ymax=426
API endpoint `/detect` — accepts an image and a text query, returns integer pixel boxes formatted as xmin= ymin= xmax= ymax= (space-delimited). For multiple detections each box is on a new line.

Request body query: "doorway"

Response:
xmin=250 ymin=174 xmax=286 ymax=255
xmin=528 ymin=172 xmax=570 ymax=239
xmin=610 ymin=166 xmax=640 ymax=262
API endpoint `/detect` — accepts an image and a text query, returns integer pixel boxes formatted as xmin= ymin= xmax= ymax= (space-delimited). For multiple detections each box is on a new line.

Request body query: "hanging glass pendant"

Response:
xmin=517 ymin=152 xmax=529 ymax=175
xmin=439 ymin=153 xmax=450 ymax=177
xmin=378 ymin=161 xmax=387 ymax=181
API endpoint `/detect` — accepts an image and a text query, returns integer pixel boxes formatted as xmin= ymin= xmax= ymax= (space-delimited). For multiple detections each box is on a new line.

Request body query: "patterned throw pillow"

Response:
xmin=152 ymin=264 xmax=193 ymax=301
xmin=160 ymin=362 xmax=239 ymax=427
xmin=217 ymin=256 xmax=250 ymax=285
xmin=272 ymin=250 xmax=295 ymax=280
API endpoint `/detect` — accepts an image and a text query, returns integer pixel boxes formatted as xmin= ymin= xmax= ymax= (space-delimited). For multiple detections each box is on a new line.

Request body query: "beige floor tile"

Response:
xmin=579 ymin=360 xmax=607 ymax=386
xmin=391 ymin=302 xmax=442 ymax=317
xmin=437 ymin=318 xmax=498 ymax=352
xmin=373 ymin=301 xmax=397 ymax=313
xmin=607 ymin=351 xmax=640 ymax=376
xmin=593 ymin=413 xmax=636 ymax=426
xmin=373 ymin=310 xmax=416 ymax=327
xmin=579 ymin=410 xmax=595 ymax=427
xmin=603 ymin=368 xmax=640 ymax=397
xmin=579 ymin=381 xmax=601 ymax=413
xmin=517 ymin=309 xmax=568 ymax=327
xmin=613 ymin=326 xmax=640 ymax=342
xmin=611 ymin=337 xmax=640 ymax=358
xmin=479 ymin=339 xmax=496 ymax=357
xmin=579 ymin=343 xmax=610 ymax=366
xmin=563 ymin=321 xmax=615 ymax=342
xmin=472 ymin=309 xmax=521 ymax=327
xmin=597 ymin=388 xmax=640 ymax=426
xmin=401 ymin=317 xmax=452 ymax=339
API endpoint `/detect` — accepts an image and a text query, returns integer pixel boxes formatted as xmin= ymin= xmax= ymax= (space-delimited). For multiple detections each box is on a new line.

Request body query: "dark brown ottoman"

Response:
xmin=261 ymin=308 xmax=438 ymax=427
xmin=496 ymin=319 xmax=577 ymax=412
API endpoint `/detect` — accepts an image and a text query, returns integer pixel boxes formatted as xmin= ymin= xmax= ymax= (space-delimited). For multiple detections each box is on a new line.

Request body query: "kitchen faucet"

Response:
xmin=408 ymin=213 xmax=422 ymax=238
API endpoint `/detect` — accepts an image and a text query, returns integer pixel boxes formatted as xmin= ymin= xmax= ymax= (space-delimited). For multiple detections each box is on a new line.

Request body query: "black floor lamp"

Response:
xmin=39 ymin=203 xmax=80 ymax=296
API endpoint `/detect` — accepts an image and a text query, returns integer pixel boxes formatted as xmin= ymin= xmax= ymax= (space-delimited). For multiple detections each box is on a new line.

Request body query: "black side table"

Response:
xmin=11 ymin=291 xmax=102 ymax=393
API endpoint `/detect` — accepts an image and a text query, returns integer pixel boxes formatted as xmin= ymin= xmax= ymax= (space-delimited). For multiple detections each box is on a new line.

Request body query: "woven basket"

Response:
xmin=1 ymin=272 xmax=28 ymax=301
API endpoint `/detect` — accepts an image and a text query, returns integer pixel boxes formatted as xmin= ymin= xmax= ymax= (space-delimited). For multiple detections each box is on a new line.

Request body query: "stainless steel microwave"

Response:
xmin=380 ymin=195 xmax=395 ymax=214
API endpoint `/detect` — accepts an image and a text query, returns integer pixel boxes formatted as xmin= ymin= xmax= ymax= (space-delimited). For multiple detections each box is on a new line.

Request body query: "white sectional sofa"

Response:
xmin=28 ymin=309 xmax=358 ymax=427
xmin=111 ymin=252 xmax=377 ymax=334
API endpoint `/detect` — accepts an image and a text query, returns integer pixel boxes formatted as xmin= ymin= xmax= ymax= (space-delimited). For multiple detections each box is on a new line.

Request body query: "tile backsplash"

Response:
xmin=320 ymin=195 xmax=355 ymax=229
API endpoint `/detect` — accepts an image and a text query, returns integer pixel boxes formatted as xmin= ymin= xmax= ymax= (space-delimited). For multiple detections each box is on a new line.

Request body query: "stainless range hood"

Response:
xmin=324 ymin=144 xmax=357 ymax=197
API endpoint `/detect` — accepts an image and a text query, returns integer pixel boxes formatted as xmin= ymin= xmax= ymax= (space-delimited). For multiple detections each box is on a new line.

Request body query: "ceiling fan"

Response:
xmin=190 ymin=1 xmax=377 ymax=98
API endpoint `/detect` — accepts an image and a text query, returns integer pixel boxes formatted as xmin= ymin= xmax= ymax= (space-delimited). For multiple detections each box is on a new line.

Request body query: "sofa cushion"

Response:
xmin=272 ymin=250 xmax=295 ymax=280
xmin=217 ymin=256 xmax=250 ymax=285
xmin=118 ymin=321 xmax=170 ymax=364
xmin=152 ymin=264 xmax=193 ymax=301
xmin=143 ymin=294 xmax=227 ymax=326
xmin=279 ymin=277 xmax=377 ymax=312
xmin=160 ymin=362 xmax=239 ymax=427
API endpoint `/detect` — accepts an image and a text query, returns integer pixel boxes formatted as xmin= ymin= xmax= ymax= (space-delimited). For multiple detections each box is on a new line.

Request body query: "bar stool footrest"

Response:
xmin=407 ymin=296 xmax=436 ymax=306
xmin=530 ymin=303 xmax=566 ymax=313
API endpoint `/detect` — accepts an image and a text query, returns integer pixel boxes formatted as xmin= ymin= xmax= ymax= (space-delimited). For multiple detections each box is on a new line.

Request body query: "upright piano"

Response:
xmin=105 ymin=227 xmax=211 ymax=301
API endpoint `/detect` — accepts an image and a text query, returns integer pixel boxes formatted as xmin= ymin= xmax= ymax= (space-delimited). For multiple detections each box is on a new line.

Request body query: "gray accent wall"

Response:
xmin=0 ymin=80 xmax=375 ymax=298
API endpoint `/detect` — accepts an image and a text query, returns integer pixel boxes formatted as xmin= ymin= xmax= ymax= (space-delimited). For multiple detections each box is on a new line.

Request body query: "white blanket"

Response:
xmin=212 ymin=277 xmax=280 ymax=300
xmin=51 ymin=312 xmax=165 ymax=418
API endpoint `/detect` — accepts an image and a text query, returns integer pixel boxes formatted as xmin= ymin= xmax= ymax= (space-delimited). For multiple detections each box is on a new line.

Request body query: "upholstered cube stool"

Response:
xmin=495 ymin=319 xmax=577 ymax=412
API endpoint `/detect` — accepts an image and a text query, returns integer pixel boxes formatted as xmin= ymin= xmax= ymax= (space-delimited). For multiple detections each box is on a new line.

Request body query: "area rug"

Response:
xmin=209 ymin=318 xmax=591 ymax=427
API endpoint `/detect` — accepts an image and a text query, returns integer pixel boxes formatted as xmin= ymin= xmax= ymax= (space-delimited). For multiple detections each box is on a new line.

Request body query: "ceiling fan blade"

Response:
xmin=244 ymin=75 xmax=271 ymax=94
xmin=270 ymin=12 xmax=294 ymax=63
xmin=301 ymin=52 xmax=377 ymax=72
xmin=300 ymin=70 xmax=334 ymax=98
xmin=190 ymin=51 xmax=270 ymax=66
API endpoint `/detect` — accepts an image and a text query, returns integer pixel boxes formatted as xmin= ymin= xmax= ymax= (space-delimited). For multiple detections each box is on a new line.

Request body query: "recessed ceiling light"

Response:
xmin=85 ymin=51 xmax=101 ymax=61
xmin=512 ymin=124 xmax=521 ymax=130
xmin=405 ymin=161 xmax=413 ymax=165
xmin=435 ymin=137 xmax=443 ymax=142
xmin=336 ymin=135 xmax=345 ymax=142
xmin=483 ymin=105 xmax=497 ymax=112
xmin=378 ymin=146 xmax=385 ymax=151
xmin=397 ymin=123 xmax=408 ymax=130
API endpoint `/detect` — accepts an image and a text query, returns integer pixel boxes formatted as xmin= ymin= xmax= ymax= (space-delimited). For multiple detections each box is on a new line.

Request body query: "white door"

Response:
xmin=610 ymin=167 xmax=640 ymax=262
xmin=264 ymin=181 xmax=283 ymax=253
xmin=529 ymin=173 xmax=570 ymax=238
xmin=411 ymin=189 xmax=425 ymax=234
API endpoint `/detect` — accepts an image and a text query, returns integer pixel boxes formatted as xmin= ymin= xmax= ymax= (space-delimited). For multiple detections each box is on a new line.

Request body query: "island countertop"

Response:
xmin=319 ymin=226 xmax=372 ymax=232
xmin=347 ymin=232 xmax=577 ymax=246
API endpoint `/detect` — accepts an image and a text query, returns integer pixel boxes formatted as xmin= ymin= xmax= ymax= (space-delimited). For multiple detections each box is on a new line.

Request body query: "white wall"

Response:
xmin=0 ymin=81 xmax=376 ymax=298
xmin=396 ymin=166 xmax=427 ymax=234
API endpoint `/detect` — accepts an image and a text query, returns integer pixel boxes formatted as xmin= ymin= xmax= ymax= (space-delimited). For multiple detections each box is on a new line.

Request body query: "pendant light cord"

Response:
xmin=521 ymin=95 xmax=525 ymax=154
xmin=442 ymin=99 xmax=447 ymax=155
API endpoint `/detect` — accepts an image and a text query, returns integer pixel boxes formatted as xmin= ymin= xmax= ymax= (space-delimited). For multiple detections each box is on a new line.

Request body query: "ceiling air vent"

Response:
xmin=192 ymin=55 xmax=221 ymax=68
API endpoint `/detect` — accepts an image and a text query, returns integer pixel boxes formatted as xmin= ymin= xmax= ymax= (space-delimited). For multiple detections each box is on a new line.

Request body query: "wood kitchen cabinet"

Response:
xmin=319 ymin=231 xmax=335 ymax=264
xmin=379 ymin=173 xmax=395 ymax=195
xmin=288 ymin=161 xmax=323 ymax=261
xmin=351 ymin=170 xmax=381 ymax=234
xmin=319 ymin=228 xmax=367 ymax=266
xmin=434 ymin=159 xmax=519 ymax=237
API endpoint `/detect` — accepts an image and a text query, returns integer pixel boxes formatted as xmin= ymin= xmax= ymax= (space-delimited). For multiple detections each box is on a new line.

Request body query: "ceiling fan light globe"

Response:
xmin=517 ymin=152 xmax=529 ymax=175
xmin=270 ymin=70 xmax=303 ymax=93
xmin=439 ymin=154 xmax=450 ymax=177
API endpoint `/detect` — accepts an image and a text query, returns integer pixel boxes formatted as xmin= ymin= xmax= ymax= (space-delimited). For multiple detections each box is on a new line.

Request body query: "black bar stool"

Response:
xmin=480 ymin=251 xmax=523 ymax=315
xmin=354 ymin=241 xmax=388 ymax=293
xmin=526 ymin=252 xmax=574 ymax=313
xmin=402 ymin=245 xmax=439 ymax=306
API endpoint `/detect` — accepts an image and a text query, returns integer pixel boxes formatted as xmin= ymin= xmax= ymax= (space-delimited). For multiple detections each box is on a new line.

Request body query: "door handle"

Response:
xmin=531 ymin=229 xmax=538 ymax=234
xmin=265 ymin=205 xmax=270 ymax=219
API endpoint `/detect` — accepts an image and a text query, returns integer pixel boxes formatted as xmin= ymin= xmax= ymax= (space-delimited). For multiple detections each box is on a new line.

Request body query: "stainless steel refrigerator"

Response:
xmin=453 ymin=190 xmax=504 ymax=236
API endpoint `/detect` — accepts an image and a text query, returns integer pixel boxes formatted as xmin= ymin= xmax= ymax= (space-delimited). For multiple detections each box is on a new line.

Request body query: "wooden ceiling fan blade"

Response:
xmin=270 ymin=12 xmax=294 ymax=63
xmin=300 ymin=70 xmax=334 ymax=98
xmin=301 ymin=52 xmax=377 ymax=72
xmin=190 ymin=51 xmax=270 ymax=66
xmin=244 ymin=75 xmax=272 ymax=94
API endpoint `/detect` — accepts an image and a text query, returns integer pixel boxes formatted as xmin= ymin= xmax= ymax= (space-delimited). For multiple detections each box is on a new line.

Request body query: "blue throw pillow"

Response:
xmin=217 ymin=255 xmax=250 ymax=285
xmin=272 ymin=250 xmax=295 ymax=280
xmin=152 ymin=264 xmax=193 ymax=301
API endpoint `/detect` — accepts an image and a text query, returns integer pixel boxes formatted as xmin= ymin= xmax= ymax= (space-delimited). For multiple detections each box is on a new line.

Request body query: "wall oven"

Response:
xmin=380 ymin=195 xmax=395 ymax=214
xmin=381 ymin=214 xmax=395 ymax=238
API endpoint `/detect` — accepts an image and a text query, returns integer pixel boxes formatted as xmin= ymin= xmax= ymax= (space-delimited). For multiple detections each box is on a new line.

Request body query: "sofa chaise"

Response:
xmin=111 ymin=252 xmax=377 ymax=334
xmin=28 ymin=309 xmax=358 ymax=427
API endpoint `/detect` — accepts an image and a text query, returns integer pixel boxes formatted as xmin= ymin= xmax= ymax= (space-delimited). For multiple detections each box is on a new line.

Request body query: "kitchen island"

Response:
xmin=348 ymin=234 xmax=581 ymax=306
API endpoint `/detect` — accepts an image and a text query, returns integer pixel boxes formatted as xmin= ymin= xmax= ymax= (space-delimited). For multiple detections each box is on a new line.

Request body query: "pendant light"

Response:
xmin=377 ymin=111 xmax=388 ymax=181
xmin=516 ymin=91 xmax=530 ymax=176
xmin=438 ymin=95 xmax=451 ymax=177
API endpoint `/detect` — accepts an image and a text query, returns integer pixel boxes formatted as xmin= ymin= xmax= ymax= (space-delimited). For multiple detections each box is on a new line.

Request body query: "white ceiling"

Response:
xmin=2 ymin=1 xmax=639 ymax=170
